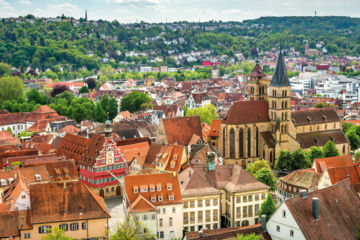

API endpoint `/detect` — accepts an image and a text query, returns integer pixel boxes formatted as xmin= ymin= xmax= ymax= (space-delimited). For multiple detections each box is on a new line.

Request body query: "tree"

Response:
xmin=66 ymin=98 xmax=95 ymax=123
xmin=93 ymin=103 xmax=107 ymax=123
xmin=50 ymin=84 xmax=70 ymax=97
xmin=322 ymin=140 xmax=339 ymax=157
xmin=18 ymin=130 xmax=33 ymax=138
xmin=78 ymin=86 xmax=89 ymax=94
xmin=356 ymin=225 xmax=360 ymax=240
xmin=110 ymin=216 xmax=154 ymax=240
xmin=6 ymin=127 xmax=13 ymax=135
xmin=0 ymin=76 xmax=24 ymax=103
xmin=254 ymin=168 xmax=277 ymax=191
xmin=0 ymin=62 xmax=11 ymax=77
xmin=27 ymin=88 xmax=46 ymax=105
xmin=307 ymin=146 xmax=323 ymax=163
xmin=342 ymin=122 xmax=354 ymax=133
xmin=120 ymin=91 xmax=151 ymax=113
xmin=246 ymin=160 xmax=271 ymax=175
xmin=315 ymin=102 xmax=324 ymax=108
xmin=100 ymin=94 xmax=118 ymax=120
xmin=346 ymin=129 xmax=360 ymax=151
xmin=185 ymin=104 xmax=218 ymax=125
xmin=233 ymin=233 xmax=261 ymax=240
xmin=258 ymin=194 xmax=276 ymax=222
xmin=274 ymin=150 xmax=292 ymax=171
xmin=41 ymin=227 xmax=73 ymax=240
xmin=292 ymin=149 xmax=311 ymax=170
xmin=140 ymin=102 xmax=153 ymax=111
xmin=85 ymin=78 xmax=96 ymax=89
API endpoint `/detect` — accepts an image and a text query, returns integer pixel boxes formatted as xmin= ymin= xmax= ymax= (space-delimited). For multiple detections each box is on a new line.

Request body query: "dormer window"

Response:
xmin=8 ymin=178 xmax=13 ymax=184
xmin=166 ymin=183 xmax=172 ymax=191
xmin=173 ymin=154 xmax=178 ymax=160
xmin=35 ymin=174 xmax=41 ymax=182
xmin=133 ymin=186 xmax=139 ymax=194
xmin=149 ymin=184 xmax=155 ymax=192
xmin=140 ymin=185 xmax=148 ymax=193
xmin=151 ymin=196 xmax=156 ymax=203
xmin=156 ymin=183 xmax=161 ymax=191
xmin=168 ymin=192 xmax=174 ymax=201
xmin=0 ymin=179 xmax=6 ymax=186
xmin=158 ymin=194 xmax=163 ymax=202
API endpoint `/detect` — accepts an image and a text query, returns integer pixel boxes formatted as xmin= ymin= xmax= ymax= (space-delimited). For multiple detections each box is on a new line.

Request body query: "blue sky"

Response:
xmin=1 ymin=0 xmax=360 ymax=23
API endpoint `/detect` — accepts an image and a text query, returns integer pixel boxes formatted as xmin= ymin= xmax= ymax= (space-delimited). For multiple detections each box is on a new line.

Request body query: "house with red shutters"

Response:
xmin=57 ymin=120 xmax=127 ymax=198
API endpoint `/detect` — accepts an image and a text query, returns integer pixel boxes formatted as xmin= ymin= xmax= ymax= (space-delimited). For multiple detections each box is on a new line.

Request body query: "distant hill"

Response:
xmin=0 ymin=16 xmax=359 ymax=71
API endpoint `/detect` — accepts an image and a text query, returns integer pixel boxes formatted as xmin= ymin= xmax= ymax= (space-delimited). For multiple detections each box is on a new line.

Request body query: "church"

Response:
xmin=219 ymin=51 xmax=350 ymax=167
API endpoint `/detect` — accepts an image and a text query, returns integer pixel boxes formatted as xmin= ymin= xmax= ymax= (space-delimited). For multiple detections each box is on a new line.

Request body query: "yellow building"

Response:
xmin=179 ymin=157 xmax=270 ymax=230
xmin=219 ymin=51 xmax=350 ymax=167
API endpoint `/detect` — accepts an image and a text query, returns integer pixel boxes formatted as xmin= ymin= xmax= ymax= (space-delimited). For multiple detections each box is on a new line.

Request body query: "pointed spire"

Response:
xmin=270 ymin=50 xmax=290 ymax=87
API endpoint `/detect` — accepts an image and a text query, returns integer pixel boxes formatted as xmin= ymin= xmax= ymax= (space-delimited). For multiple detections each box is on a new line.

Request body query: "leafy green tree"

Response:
xmin=246 ymin=160 xmax=271 ymax=175
xmin=0 ymin=62 xmax=11 ymax=77
xmin=354 ymin=151 xmax=360 ymax=162
xmin=110 ymin=216 xmax=154 ymax=240
xmin=315 ymin=102 xmax=325 ymax=108
xmin=185 ymin=104 xmax=218 ymax=125
xmin=0 ymin=76 xmax=24 ymax=103
xmin=140 ymin=102 xmax=153 ymax=111
xmin=42 ymin=227 xmax=73 ymax=240
xmin=307 ymin=146 xmax=323 ymax=163
xmin=26 ymin=88 xmax=46 ymax=105
xmin=322 ymin=140 xmax=340 ymax=157
xmin=120 ymin=91 xmax=151 ymax=113
xmin=233 ymin=233 xmax=261 ymax=240
xmin=100 ymin=94 xmax=118 ymax=120
xmin=346 ymin=129 xmax=360 ymax=151
xmin=274 ymin=150 xmax=292 ymax=171
xmin=254 ymin=168 xmax=277 ymax=191
xmin=342 ymin=122 xmax=354 ymax=133
xmin=292 ymin=149 xmax=311 ymax=170
xmin=258 ymin=194 xmax=276 ymax=222
xmin=66 ymin=98 xmax=95 ymax=123
xmin=6 ymin=127 xmax=13 ymax=135
xmin=78 ymin=86 xmax=89 ymax=94
xmin=94 ymin=103 xmax=107 ymax=123
xmin=18 ymin=130 xmax=33 ymax=137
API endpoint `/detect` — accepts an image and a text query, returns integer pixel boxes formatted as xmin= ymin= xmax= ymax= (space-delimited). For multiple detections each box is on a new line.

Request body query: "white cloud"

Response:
xmin=107 ymin=0 xmax=162 ymax=7
xmin=0 ymin=0 xmax=21 ymax=17
xmin=19 ymin=0 xmax=31 ymax=6
xmin=33 ymin=3 xmax=83 ymax=18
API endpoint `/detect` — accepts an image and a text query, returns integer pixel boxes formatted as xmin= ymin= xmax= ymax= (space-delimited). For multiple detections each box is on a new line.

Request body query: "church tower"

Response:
xmin=85 ymin=9 xmax=88 ymax=22
xmin=268 ymin=51 xmax=291 ymax=151
xmin=247 ymin=62 xmax=270 ymax=101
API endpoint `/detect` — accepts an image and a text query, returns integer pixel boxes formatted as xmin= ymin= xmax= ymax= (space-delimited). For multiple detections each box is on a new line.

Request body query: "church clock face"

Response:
xmin=107 ymin=151 xmax=114 ymax=164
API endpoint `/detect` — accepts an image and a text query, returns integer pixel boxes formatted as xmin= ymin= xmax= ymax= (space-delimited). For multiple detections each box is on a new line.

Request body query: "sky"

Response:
xmin=1 ymin=0 xmax=360 ymax=23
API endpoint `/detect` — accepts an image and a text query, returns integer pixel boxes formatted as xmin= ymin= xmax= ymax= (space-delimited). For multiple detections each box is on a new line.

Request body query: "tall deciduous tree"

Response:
xmin=100 ymin=94 xmax=118 ymax=120
xmin=0 ymin=62 xmax=11 ymax=77
xmin=246 ymin=160 xmax=271 ymax=175
xmin=274 ymin=150 xmax=292 ymax=171
xmin=0 ymin=76 xmax=24 ymax=103
xmin=110 ymin=216 xmax=154 ymax=240
xmin=50 ymin=84 xmax=70 ymax=97
xmin=120 ymin=91 xmax=151 ymax=113
xmin=258 ymin=194 xmax=276 ymax=222
xmin=85 ymin=78 xmax=96 ymax=89
xmin=323 ymin=140 xmax=340 ymax=157
xmin=254 ymin=168 xmax=277 ymax=191
xmin=185 ymin=104 xmax=218 ymax=125
xmin=26 ymin=88 xmax=46 ymax=105
xmin=307 ymin=146 xmax=323 ymax=163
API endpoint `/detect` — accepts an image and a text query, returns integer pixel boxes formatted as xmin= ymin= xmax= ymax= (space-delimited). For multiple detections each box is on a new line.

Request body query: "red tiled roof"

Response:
xmin=313 ymin=155 xmax=353 ymax=173
xmin=248 ymin=64 xmax=266 ymax=78
xmin=327 ymin=165 xmax=360 ymax=185
xmin=162 ymin=116 xmax=203 ymax=145
xmin=209 ymin=119 xmax=221 ymax=137
xmin=285 ymin=179 xmax=360 ymax=240
xmin=120 ymin=142 xmax=150 ymax=166
xmin=222 ymin=101 xmax=270 ymax=125
xmin=291 ymin=108 xmax=340 ymax=126
xmin=124 ymin=173 xmax=182 ymax=208
xmin=58 ymin=125 xmax=81 ymax=134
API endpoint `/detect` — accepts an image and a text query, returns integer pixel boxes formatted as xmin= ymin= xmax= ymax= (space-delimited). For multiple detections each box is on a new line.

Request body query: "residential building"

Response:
xmin=186 ymin=93 xmax=211 ymax=109
xmin=219 ymin=51 xmax=350 ymax=167
xmin=124 ymin=173 xmax=183 ymax=240
xmin=208 ymin=119 xmax=221 ymax=149
xmin=267 ymin=179 xmax=360 ymax=240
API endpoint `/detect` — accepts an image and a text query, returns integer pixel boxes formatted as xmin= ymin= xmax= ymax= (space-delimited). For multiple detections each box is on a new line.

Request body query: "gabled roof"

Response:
xmin=291 ymin=108 xmax=340 ymax=126
xmin=120 ymin=142 xmax=150 ymax=166
xmin=279 ymin=169 xmax=322 ymax=190
xmin=285 ymin=179 xmax=360 ymax=240
xmin=129 ymin=194 xmax=156 ymax=213
xmin=313 ymin=155 xmax=353 ymax=173
xmin=270 ymin=51 xmax=290 ymax=87
xmin=0 ymin=210 xmax=31 ymax=238
xmin=327 ymin=166 xmax=360 ymax=185
xmin=58 ymin=125 xmax=81 ymax=135
xmin=248 ymin=63 xmax=266 ymax=78
xmin=222 ymin=101 xmax=270 ymax=125
xmin=296 ymin=130 xmax=348 ymax=149
xmin=162 ymin=116 xmax=203 ymax=145
xmin=30 ymin=181 xmax=110 ymax=224
xmin=32 ymin=105 xmax=56 ymax=114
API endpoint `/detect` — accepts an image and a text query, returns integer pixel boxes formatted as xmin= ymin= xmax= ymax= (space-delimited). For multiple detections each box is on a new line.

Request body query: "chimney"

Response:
xmin=312 ymin=197 xmax=319 ymax=221
xmin=300 ymin=189 xmax=307 ymax=199
xmin=261 ymin=215 xmax=267 ymax=232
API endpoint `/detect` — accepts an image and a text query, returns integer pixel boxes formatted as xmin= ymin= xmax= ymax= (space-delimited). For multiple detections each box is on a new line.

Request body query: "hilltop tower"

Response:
xmin=268 ymin=51 xmax=291 ymax=156
xmin=85 ymin=9 xmax=88 ymax=21
xmin=247 ymin=62 xmax=270 ymax=101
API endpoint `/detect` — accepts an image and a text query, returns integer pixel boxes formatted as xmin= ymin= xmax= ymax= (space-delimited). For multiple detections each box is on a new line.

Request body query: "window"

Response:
xmin=159 ymin=218 xmax=163 ymax=227
xmin=282 ymin=210 xmax=286 ymax=218
xmin=184 ymin=201 xmax=188 ymax=208
xmin=190 ymin=212 xmax=195 ymax=224
xmin=151 ymin=214 xmax=156 ymax=220
xmin=243 ymin=206 xmax=247 ymax=217
xmin=158 ymin=231 xmax=164 ymax=238
xmin=169 ymin=195 xmax=174 ymax=201
xmin=172 ymin=207 xmax=176 ymax=213
xmin=255 ymin=204 xmax=259 ymax=216
xmin=158 ymin=196 xmax=163 ymax=202
xmin=243 ymin=195 xmax=247 ymax=202
xmin=22 ymin=195 xmax=26 ymax=199
xmin=198 ymin=200 xmax=203 ymax=207
xmin=0 ymin=179 xmax=6 ymax=186
xmin=198 ymin=211 xmax=203 ymax=222
xmin=184 ymin=213 xmax=188 ymax=224
xmin=70 ymin=223 xmax=79 ymax=231
xmin=38 ymin=226 xmax=51 ymax=234
xmin=276 ymin=225 xmax=280 ymax=232
xmin=190 ymin=200 xmax=195 ymax=208
xmin=143 ymin=214 xmax=148 ymax=221
xmin=59 ymin=224 xmax=68 ymax=231
xmin=213 ymin=223 xmax=218 ymax=229
xmin=82 ymin=222 xmax=87 ymax=230
xmin=162 ymin=208 xmax=166 ymax=214
xmin=24 ymin=233 xmax=31 ymax=238
xmin=213 ymin=199 xmax=218 ymax=206
xmin=236 ymin=207 xmax=241 ymax=218
xmin=205 ymin=199 xmax=210 ymax=207
xmin=248 ymin=205 xmax=253 ymax=217
xmin=290 ymin=230 xmax=294 ymax=237
xmin=248 ymin=195 xmax=253 ymax=202
xmin=261 ymin=193 xmax=266 ymax=200
xmin=190 ymin=226 xmax=195 ymax=232
xmin=169 ymin=217 xmax=173 ymax=227
xmin=213 ymin=209 xmax=218 ymax=221
xmin=206 ymin=210 xmax=211 ymax=222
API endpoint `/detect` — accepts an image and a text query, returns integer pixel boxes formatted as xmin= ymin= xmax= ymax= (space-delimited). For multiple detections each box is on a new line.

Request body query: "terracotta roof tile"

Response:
xmin=279 ymin=169 xmax=322 ymax=190
xmin=58 ymin=125 xmax=81 ymax=135
xmin=296 ymin=130 xmax=349 ymax=149
xmin=209 ymin=120 xmax=221 ymax=137
xmin=291 ymin=108 xmax=340 ymax=126
xmin=285 ymin=179 xmax=360 ymax=240
xmin=162 ymin=116 xmax=203 ymax=145
xmin=313 ymin=155 xmax=353 ymax=173
xmin=222 ymin=101 xmax=270 ymax=125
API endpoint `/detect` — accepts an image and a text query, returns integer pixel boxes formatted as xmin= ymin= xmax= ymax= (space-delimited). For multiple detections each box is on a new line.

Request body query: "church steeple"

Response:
xmin=85 ymin=9 xmax=88 ymax=22
xmin=270 ymin=50 xmax=290 ymax=87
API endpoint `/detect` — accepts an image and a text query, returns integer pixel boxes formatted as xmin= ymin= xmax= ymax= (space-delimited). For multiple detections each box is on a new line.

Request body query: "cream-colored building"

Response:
xmin=219 ymin=51 xmax=350 ymax=167
xmin=178 ymin=158 xmax=270 ymax=231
